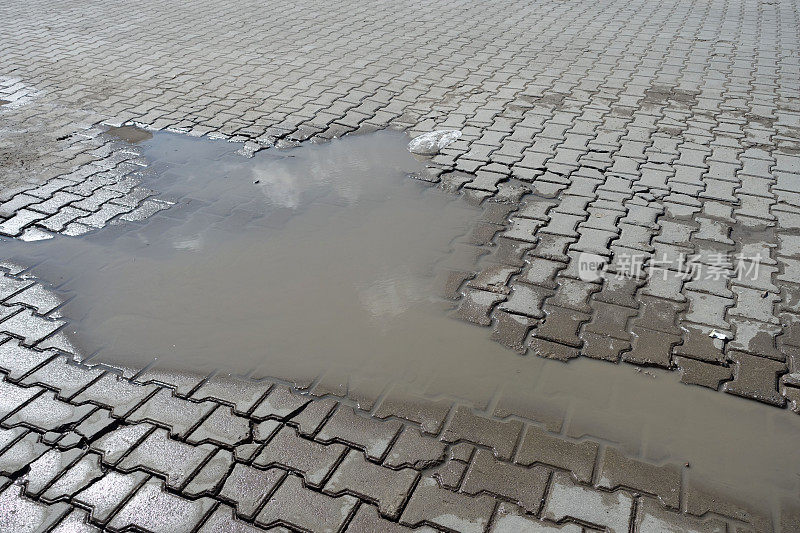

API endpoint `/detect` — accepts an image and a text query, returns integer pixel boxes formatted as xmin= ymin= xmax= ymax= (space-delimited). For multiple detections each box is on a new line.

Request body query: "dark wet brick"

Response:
xmin=581 ymin=332 xmax=630 ymax=362
xmin=531 ymin=305 xmax=590 ymax=347
xmin=118 ymin=428 xmax=214 ymax=489
xmin=675 ymin=323 xmax=726 ymax=363
xmin=255 ymin=425 xmax=346 ymax=487
xmin=455 ymin=288 xmax=506 ymax=326
xmin=128 ymin=387 xmax=215 ymax=438
xmin=434 ymin=269 xmax=474 ymax=299
xmin=317 ymin=406 xmax=401 ymax=461
xmin=528 ymin=337 xmax=580 ymax=361
xmin=583 ymin=301 xmax=638 ymax=339
xmin=251 ymin=385 xmax=310 ymax=419
xmin=630 ymin=295 xmax=684 ymax=335
xmin=374 ymin=389 xmax=451 ymax=434
xmin=492 ymin=237 xmax=536 ymax=267
xmin=440 ymin=406 xmax=522 ymax=461
xmin=461 ymin=449 xmax=549 ymax=513
xmin=255 ymin=474 xmax=357 ymax=532
xmin=598 ymin=447 xmax=681 ymax=509
xmin=491 ymin=310 xmax=536 ymax=353
xmin=90 ymin=423 xmax=153 ymax=465
xmin=400 ymin=476 xmax=495 ymax=533
xmin=108 ymin=478 xmax=215 ymax=533
xmin=72 ymin=373 xmax=157 ymax=417
xmin=199 ymin=505 xmax=270 ymax=533
xmin=219 ymin=463 xmax=286 ymax=519
xmin=467 ymin=264 xmax=518 ymax=294
xmin=674 ymin=357 xmax=733 ymax=390
xmin=383 ymin=426 xmax=447 ymax=469
xmin=325 ymin=449 xmax=418 ymax=519
xmin=183 ymin=448 xmax=233 ymax=497
xmin=187 ymin=405 xmax=250 ymax=447
xmin=635 ymin=497 xmax=727 ymax=532
xmin=190 ymin=374 xmax=269 ymax=414
xmin=515 ymin=425 xmax=598 ymax=484
xmin=542 ymin=472 xmax=633 ymax=533
xmin=622 ymin=327 xmax=681 ymax=367
xmin=723 ymin=350 xmax=787 ymax=406
xmin=466 ymin=221 xmax=503 ymax=245
xmin=685 ymin=482 xmax=771 ymax=532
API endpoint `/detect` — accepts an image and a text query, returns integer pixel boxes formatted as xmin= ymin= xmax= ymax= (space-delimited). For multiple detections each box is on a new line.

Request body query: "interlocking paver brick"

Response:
xmin=490 ymin=502 xmax=582 ymax=532
xmin=462 ymin=449 xmax=550 ymax=513
xmin=0 ymin=377 xmax=41 ymax=419
xmin=73 ymin=470 xmax=149 ymax=523
xmin=0 ymin=484 xmax=71 ymax=533
xmin=200 ymin=505 xmax=284 ymax=533
xmin=24 ymin=447 xmax=84 ymax=497
xmin=400 ymin=476 xmax=495 ymax=533
xmin=374 ymin=390 xmax=451 ymax=434
xmin=72 ymin=373 xmax=157 ymax=418
xmin=515 ymin=424 xmax=598 ymax=484
xmin=3 ymin=391 xmax=94 ymax=433
xmin=108 ymin=478 xmax=215 ymax=533
xmin=597 ymin=447 xmax=681 ymax=509
xmin=90 ymin=422 xmax=153 ymax=466
xmin=441 ymin=406 xmax=522 ymax=461
xmin=255 ymin=425 xmax=346 ymax=487
xmin=251 ymin=385 xmax=310 ymax=419
xmin=255 ymin=473 xmax=358 ymax=532
xmin=128 ymin=387 xmax=215 ymax=438
xmin=542 ymin=472 xmax=633 ymax=533
xmin=325 ymin=448 xmax=417 ymax=519
xmin=187 ymin=405 xmax=251 ymax=447
xmin=634 ymin=497 xmax=726 ymax=533
xmin=317 ymin=406 xmax=401 ymax=461
xmin=723 ymin=351 xmax=787 ymax=406
xmin=191 ymin=374 xmax=270 ymax=414
xmin=50 ymin=508 xmax=100 ymax=533
xmin=41 ymin=453 xmax=104 ymax=503
xmin=219 ymin=463 xmax=286 ymax=519
xmin=0 ymin=431 xmax=48 ymax=476
xmin=118 ymin=428 xmax=214 ymax=489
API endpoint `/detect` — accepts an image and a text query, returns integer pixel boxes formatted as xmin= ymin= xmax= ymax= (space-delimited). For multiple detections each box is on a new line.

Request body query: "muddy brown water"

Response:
xmin=3 ymin=131 xmax=799 ymax=524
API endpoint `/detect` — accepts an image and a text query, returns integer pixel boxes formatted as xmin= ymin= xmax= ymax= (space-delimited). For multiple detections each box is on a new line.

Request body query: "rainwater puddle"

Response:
xmin=3 ymin=131 xmax=800 ymax=523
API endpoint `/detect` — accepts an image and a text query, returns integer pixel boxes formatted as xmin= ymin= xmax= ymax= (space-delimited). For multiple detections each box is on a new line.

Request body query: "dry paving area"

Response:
xmin=2 ymin=0 xmax=800 ymax=531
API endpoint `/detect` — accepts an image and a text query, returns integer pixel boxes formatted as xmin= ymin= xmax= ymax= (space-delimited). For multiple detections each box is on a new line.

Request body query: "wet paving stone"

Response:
xmin=2 ymin=0 xmax=800 ymax=529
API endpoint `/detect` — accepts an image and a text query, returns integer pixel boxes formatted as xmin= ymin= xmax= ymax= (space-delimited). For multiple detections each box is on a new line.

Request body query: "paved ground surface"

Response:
xmin=2 ymin=0 xmax=800 ymax=531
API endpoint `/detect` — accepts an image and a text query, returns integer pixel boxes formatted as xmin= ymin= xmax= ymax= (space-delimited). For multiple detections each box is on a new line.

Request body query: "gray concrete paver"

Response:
xmin=1 ymin=0 xmax=799 ymax=529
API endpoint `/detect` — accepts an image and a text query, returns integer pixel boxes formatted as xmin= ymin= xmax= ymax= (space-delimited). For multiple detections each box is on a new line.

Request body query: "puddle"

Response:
xmin=2 ymin=131 xmax=800 ymax=523
xmin=104 ymin=125 xmax=153 ymax=144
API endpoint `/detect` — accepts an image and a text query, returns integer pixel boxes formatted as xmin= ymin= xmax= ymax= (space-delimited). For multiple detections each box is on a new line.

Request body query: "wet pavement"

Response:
xmin=2 ymin=0 xmax=800 ymax=531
